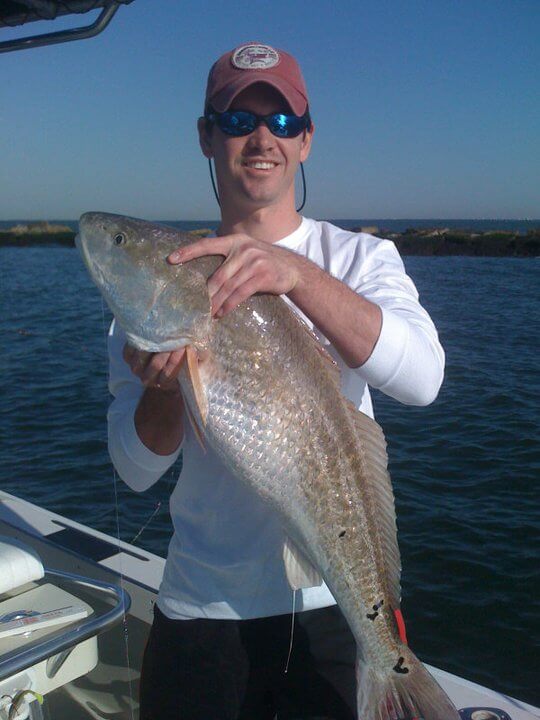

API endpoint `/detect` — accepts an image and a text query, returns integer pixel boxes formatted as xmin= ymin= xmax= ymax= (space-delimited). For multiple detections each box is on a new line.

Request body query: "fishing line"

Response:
xmin=130 ymin=501 xmax=162 ymax=544
xmin=100 ymin=298 xmax=136 ymax=720
xmin=284 ymin=589 xmax=297 ymax=674
xmin=111 ymin=468 xmax=136 ymax=718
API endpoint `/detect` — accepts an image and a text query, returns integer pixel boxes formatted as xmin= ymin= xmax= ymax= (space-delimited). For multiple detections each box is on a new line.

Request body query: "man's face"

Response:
xmin=199 ymin=83 xmax=313 ymax=213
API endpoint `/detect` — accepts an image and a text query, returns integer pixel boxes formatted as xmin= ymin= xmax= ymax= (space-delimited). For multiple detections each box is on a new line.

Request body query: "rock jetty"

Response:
xmin=1 ymin=221 xmax=75 ymax=246
xmin=350 ymin=226 xmax=539 ymax=257
xmin=0 ymin=224 xmax=216 ymax=248
xmin=1 ymin=223 xmax=538 ymax=256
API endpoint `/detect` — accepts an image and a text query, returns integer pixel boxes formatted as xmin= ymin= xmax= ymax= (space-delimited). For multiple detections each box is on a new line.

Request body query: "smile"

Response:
xmin=243 ymin=161 xmax=278 ymax=170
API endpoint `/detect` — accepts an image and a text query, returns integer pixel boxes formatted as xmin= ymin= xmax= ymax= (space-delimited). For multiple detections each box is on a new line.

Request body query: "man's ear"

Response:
xmin=198 ymin=117 xmax=213 ymax=159
xmin=300 ymin=122 xmax=314 ymax=163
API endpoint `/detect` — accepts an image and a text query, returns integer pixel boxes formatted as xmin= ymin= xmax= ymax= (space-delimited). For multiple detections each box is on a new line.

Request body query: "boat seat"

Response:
xmin=0 ymin=538 xmax=44 ymax=596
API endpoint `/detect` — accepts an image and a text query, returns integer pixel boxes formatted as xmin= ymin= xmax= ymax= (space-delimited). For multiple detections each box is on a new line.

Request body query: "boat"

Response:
xmin=1 ymin=489 xmax=538 ymax=720
xmin=0 ymin=1 xmax=135 ymax=54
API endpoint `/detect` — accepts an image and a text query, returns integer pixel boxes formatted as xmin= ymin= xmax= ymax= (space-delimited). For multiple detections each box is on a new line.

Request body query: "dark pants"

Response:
xmin=139 ymin=604 xmax=357 ymax=720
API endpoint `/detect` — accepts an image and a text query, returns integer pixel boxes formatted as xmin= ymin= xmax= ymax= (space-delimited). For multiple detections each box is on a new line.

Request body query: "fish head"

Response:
xmin=77 ymin=212 xmax=212 ymax=352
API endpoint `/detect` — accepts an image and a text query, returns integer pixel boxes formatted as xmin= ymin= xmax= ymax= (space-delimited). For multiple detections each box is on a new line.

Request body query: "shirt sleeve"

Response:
xmin=107 ymin=320 xmax=182 ymax=491
xmin=343 ymin=236 xmax=445 ymax=406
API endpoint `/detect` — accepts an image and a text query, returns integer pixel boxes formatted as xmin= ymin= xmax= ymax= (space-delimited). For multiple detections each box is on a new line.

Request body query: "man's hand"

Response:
xmin=168 ymin=234 xmax=302 ymax=318
xmin=123 ymin=344 xmax=185 ymax=392
xmin=168 ymin=232 xmax=382 ymax=369
xmin=123 ymin=344 xmax=186 ymax=455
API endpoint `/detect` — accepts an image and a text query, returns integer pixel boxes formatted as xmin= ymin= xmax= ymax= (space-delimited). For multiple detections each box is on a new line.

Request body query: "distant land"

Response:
xmin=1 ymin=219 xmax=539 ymax=256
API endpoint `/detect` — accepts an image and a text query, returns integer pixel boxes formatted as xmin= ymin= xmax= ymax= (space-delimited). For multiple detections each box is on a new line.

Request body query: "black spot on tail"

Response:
xmin=366 ymin=599 xmax=384 ymax=621
xmin=393 ymin=656 xmax=409 ymax=674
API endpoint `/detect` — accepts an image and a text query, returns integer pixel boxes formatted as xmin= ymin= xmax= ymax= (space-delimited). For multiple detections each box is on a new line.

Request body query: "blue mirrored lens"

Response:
xmin=212 ymin=111 xmax=308 ymax=138
xmin=268 ymin=113 xmax=300 ymax=137
xmin=218 ymin=111 xmax=256 ymax=136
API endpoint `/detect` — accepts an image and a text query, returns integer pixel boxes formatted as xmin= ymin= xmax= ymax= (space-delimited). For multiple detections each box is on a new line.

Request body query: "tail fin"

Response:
xmin=356 ymin=648 xmax=460 ymax=720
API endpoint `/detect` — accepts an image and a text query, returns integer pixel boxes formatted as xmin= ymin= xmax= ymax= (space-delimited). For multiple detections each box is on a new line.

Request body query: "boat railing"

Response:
xmin=0 ymin=568 xmax=130 ymax=682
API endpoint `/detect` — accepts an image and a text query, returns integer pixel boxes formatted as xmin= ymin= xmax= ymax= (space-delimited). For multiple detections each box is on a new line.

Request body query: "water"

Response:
xmin=1 ymin=245 xmax=538 ymax=705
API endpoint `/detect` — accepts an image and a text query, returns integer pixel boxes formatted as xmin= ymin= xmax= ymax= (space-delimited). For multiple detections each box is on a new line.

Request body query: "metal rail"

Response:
xmin=0 ymin=2 xmax=120 ymax=54
xmin=0 ymin=568 xmax=131 ymax=681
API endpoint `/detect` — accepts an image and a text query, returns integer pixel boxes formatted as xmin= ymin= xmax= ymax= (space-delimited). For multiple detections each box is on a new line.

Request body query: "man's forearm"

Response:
xmin=288 ymin=255 xmax=382 ymax=368
xmin=134 ymin=385 xmax=185 ymax=456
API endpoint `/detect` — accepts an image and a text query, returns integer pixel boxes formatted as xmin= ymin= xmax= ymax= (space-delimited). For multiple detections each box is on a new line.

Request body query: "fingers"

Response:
xmin=166 ymin=232 xmax=300 ymax=318
xmin=167 ymin=236 xmax=235 ymax=264
xmin=208 ymin=244 xmax=297 ymax=317
xmin=123 ymin=345 xmax=152 ymax=373
xmin=210 ymin=262 xmax=267 ymax=317
xmin=123 ymin=343 xmax=185 ymax=391
xmin=206 ymin=245 xmax=257 ymax=299
xmin=148 ymin=349 xmax=186 ymax=390
xmin=214 ymin=276 xmax=263 ymax=317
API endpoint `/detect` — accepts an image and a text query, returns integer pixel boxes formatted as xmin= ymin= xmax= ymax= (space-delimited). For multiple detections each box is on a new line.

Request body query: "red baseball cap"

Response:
xmin=204 ymin=42 xmax=309 ymax=116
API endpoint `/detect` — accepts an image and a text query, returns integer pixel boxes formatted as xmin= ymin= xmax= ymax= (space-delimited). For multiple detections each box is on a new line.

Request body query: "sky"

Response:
xmin=1 ymin=0 xmax=539 ymax=221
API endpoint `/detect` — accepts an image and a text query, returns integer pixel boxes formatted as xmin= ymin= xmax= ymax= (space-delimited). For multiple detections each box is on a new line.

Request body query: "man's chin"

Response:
xmin=240 ymin=187 xmax=281 ymax=208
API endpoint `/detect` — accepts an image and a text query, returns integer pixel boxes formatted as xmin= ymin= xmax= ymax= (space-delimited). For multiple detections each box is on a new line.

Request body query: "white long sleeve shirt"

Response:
xmin=107 ymin=218 xmax=444 ymax=620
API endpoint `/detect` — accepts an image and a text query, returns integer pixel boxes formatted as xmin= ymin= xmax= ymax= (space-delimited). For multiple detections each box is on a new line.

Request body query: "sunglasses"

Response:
xmin=205 ymin=108 xmax=311 ymax=138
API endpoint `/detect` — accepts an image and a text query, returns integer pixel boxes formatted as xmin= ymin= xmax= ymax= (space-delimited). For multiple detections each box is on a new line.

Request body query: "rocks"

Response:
xmin=8 ymin=221 xmax=73 ymax=234
xmin=188 ymin=228 xmax=214 ymax=238
xmin=392 ymin=229 xmax=540 ymax=257
xmin=0 ymin=221 xmax=75 ymax=247
xmin=350 ymin=226 xmax=385 ymax=235
xmin=345 ymin=225 xmax=539 ymax=256
xmin=1 ymin=222 xmax=538 ymax=256
xmin=0 ymin=222 xmax=215 ymax=248
xmin=358 ymin=226 xmax=380 ymax=235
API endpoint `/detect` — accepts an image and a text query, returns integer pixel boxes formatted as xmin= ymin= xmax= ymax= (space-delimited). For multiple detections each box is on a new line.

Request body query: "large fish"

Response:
xmin=77 ymin=212 xmax=459 ymax=720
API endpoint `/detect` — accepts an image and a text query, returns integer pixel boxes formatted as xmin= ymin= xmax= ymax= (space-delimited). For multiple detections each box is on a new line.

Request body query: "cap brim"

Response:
xmin=210 ymin=73 xmax=307 ymax=116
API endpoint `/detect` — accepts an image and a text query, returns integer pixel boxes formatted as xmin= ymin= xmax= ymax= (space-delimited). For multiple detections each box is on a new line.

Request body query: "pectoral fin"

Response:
xmin=283 ymin=536 xmax=322 ymax=590
xmin=179 ymin=345 xmax=209 ymax=451
xmin=183 ymin=400 xmax=207 ymax=453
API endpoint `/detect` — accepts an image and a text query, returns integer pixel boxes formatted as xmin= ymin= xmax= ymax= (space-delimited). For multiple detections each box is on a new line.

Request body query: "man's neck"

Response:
xmin=217 ymin=204 xmax=303 ymax=244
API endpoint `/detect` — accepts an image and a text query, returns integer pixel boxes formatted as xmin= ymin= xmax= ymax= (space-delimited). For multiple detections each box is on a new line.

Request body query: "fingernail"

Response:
xmin=168 ymin=251 xmax=182 ymax=264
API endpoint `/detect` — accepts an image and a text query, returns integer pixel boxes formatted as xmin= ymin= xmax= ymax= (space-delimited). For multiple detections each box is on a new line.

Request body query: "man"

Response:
xmin=108 ymin=42 xmax=444 ymax=720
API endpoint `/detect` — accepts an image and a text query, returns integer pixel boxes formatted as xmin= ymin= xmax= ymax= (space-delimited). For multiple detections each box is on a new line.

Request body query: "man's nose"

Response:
xmin=245 ymin=122 xmax=276 ymax=150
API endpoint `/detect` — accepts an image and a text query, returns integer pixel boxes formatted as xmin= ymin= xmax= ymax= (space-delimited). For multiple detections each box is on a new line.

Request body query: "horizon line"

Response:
xmin=1 ymin=216 xmax=539 ymax=223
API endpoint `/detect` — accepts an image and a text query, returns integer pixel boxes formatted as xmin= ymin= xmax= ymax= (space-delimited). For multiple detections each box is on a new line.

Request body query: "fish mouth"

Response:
xmin=123 ymin=331 xmax=192 ymax=353
xmin=75 ymin=232 xmax=94 ymax=277
xmin=75 ymin=231 xmax=116 ymax=303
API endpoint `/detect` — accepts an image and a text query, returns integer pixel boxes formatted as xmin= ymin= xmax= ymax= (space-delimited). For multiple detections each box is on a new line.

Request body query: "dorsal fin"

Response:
xmin=346 ymin=401 xmax=402 ymax=608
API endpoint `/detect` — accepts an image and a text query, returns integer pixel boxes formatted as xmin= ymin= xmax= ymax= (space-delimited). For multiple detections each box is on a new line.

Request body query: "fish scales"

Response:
xmin=77 ymin=212 xmax=460 ymax=720
xmin=205 ymin=295 xmax=398 ymax=656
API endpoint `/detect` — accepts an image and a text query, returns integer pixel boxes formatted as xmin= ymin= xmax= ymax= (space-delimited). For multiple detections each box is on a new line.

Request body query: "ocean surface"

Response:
xmin=1 ymin=227 xmax=538 ymax=705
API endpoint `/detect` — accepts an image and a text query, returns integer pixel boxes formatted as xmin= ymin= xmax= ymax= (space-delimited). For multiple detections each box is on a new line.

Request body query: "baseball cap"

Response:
xmin=204 ymin=42 xmax=309 ymax=116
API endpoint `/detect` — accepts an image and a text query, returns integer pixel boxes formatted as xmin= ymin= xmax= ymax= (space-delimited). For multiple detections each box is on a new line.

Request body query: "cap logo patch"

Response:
xmin=232 ymin=43 xmax=280 ymax=70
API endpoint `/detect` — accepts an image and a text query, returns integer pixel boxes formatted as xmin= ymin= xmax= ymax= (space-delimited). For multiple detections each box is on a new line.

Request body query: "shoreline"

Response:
xmin=353 ymin=226 xmax=540 ymax=257
xmin=1 ymin=226 xmax=539 ymax=256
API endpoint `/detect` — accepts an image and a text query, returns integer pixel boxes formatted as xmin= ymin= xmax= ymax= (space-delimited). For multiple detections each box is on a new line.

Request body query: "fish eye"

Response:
xmin=114 ymin=233 xmax=126 ymax=246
